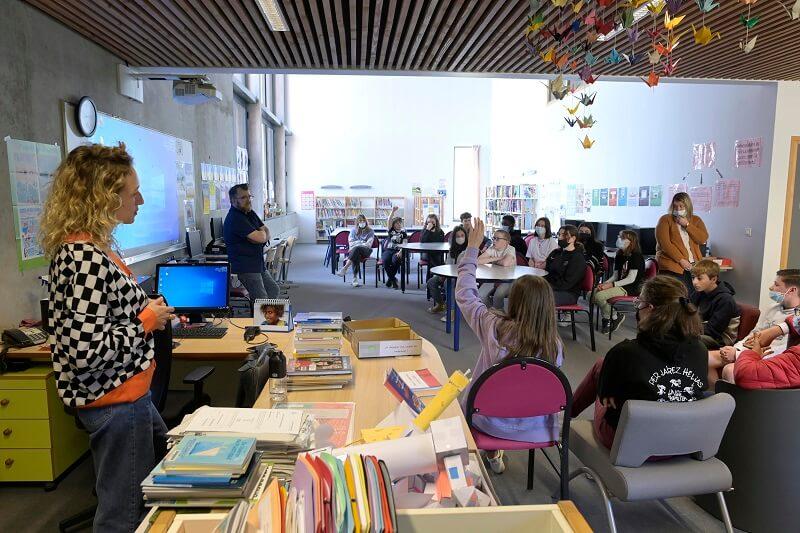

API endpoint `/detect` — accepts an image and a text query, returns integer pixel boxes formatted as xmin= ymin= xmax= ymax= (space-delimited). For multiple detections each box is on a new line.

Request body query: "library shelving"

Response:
xmin=413 ymin=196 xmax=444 ymax=226
xmin=484 ymin=184 xmax=538 ymax=231
xmin=316 ymin=195 xmax=404 ymax=241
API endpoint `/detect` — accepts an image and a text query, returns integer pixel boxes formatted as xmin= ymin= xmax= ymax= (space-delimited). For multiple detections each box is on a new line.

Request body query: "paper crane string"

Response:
xmin=692 ymin=24 xmax=721 ymax=45
xmin=579 ymin=65 xmax=599 ymax=84
xmin=606 ymin=48 xmax=623 ymax=64
xmin=642 ymin=69 xmax=661 ymax=87
xmin=695 ymin=0 xmax=719 ymax=12
xmin=777 ymin=0 xmax=800 ymax=19
xmin=739 ymin=34 xmax=758 ymax=52
xmin=565 ymin=102 xmax=581 ymax=115
xmin=579 ymin=92 xmax=597 ymax=106
xmin=585 ymin=51 xmax=599 ymax=65
xmin=666 ymin=0 xmax=683 ymax=14
xmin=565 ymin=117 xmax=578 ymax=127
xmin=577 ymin=115 xmax=597 ymax=128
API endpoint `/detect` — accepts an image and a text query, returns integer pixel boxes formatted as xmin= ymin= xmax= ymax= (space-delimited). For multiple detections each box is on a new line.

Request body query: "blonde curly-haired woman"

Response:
xmin=40 ymin=143 xmax=174 ymax=532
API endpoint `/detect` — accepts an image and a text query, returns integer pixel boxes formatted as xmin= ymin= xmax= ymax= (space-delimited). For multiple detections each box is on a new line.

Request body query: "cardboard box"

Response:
xmin=343 ymin=318 xmax=423 ymax=358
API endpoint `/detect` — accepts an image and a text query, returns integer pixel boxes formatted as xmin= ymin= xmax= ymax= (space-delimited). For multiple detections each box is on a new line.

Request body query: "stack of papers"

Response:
xmin=286 ymin=354 xmax=353 ymax=391
xmin=293 ymin=312 xmax=344 ymax=357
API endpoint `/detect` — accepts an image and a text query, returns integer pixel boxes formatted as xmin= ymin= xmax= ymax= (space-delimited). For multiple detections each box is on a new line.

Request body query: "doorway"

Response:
xmin=783 ymin=137 xmax=800 ymax=268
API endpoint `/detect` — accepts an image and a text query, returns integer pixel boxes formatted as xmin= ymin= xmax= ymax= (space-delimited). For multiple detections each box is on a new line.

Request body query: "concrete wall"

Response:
xmin=0 ymin=1 xmax=236 ymax=328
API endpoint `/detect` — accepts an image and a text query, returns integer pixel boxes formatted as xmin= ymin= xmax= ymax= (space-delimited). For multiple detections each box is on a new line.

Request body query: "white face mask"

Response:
xmin=535 ymin=227 xmax=546 ymax=237
xmin=358 ymin=222 xmax=366 ymax=229
xmin=673 ymin=209 xmax=687 ymax=217
xmin=455 ymin=237 xmax=466 ymax=245
xmin=616 ymin=238 xmax=630 ymax=250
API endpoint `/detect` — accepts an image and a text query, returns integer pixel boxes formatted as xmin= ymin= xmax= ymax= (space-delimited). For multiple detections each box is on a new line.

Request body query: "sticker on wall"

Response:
xmin=300 ymin=190 xmax=315 ymax=210
xmin=592 ymin=189 xmax=600 ymax=206
xmin=734 ymin=137 xmax=762 ymax=168
xmin=650 ymin=185 xmax=663 ymax=207
xmin=638 ymin=186 xmax=650 ymax=206
xmin=599 ymin=188 xmax=609 ymax=206
xmin=437 ymin=179 xmax=448 ymax=197
xmin=714 ymin=179 xmax=741 ymax=208
xmin=618 ymin=187 xmax=628 ymax=206
xmin=690 ymin=185 xmax=713 ymax=212
xmin=608 ymin=188 xmax=618 ymax=206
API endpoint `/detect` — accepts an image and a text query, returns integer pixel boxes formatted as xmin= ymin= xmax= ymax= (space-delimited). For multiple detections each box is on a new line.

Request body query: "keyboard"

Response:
xmin=173 ymin=326 xmax=228 ymax=339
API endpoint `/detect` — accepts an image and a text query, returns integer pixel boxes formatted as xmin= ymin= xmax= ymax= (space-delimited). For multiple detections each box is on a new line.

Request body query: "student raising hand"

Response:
xmin=468 ymin=218 xmax=485 ymax=249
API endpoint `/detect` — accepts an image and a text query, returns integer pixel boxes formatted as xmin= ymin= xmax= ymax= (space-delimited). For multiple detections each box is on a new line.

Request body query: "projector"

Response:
xmin=172 ymin=80 xmax=222 ymax=105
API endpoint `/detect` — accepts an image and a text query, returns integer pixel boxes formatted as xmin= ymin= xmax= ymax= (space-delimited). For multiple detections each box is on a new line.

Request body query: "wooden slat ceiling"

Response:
xmin=24 ymin=0 xmax=800 ymax=81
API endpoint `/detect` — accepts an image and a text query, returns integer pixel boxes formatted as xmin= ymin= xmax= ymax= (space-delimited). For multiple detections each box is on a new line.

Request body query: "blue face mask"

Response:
xmin=769 ymin=290 xmax=786 ymax=304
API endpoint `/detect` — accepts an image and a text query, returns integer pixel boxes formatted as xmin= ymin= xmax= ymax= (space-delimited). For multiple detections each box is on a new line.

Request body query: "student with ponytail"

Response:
xmin=571 ymin=275 xmax=708 ymax=449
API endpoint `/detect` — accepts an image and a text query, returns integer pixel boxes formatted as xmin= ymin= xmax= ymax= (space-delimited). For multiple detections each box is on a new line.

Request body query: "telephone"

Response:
xmin=2 ymin=327 xmax=48 ymax=348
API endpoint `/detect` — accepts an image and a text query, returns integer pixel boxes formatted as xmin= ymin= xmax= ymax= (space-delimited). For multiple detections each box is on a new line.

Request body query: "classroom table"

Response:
xmin=429 ymin=264 xmax=548 ymax=351
xmin=398 ymin=242 xmax=451 ymax=293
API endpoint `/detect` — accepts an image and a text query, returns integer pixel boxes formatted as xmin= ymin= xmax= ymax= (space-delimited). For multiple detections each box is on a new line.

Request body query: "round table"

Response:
xmin=398 ymin=242 xmax=451 ymax=293
xmin=429 ymin=264 xmax=548 ymax=351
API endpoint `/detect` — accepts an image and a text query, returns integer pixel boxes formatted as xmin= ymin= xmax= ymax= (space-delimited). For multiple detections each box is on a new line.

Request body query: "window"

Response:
xmin=233 ymin=96 xmax=248 ymax=185
xmin=264 ymin=124 xmax=276 ymax=203
xmin=452 ymin=146 xmax=481 ymax=221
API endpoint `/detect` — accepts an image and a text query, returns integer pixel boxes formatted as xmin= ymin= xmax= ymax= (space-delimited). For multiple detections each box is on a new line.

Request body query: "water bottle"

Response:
xmin=268 ymin=349 xmax=288 ymax=404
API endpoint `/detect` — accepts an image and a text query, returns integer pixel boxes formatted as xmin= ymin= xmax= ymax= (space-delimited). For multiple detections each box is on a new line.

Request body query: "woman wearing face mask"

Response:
xmin=381 ymin=206 xmax=407 ymax=289
xmin=594 ymin=230 xmax=646 ymax=334
xmin=577 ymin=223 xmax=605 ymax=274
xmin=426 ymin=226 xmax=469 ymax=314
xmin=571 ymin=275 xmax=708 ymax=449
xmin=544 ymin=225 xmax=587 ymax=306
xmin=420 ymin=213 xmax=446 ymax=280
xmin=337 ymin=214 xmax=375 ymax=287
xmin=526 ymin=217 xmax=559 ymax=269
xmin=655 ymin=192 xmax=708 ymax=291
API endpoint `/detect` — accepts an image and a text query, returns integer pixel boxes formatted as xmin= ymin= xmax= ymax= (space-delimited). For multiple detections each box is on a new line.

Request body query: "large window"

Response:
xmin=452 ymin=146 xmax=481 ymax=221
xmin=264 ymin=124 xmax=275 ymax=203
xmin=233 ymin=95 xmax=248 ymax=187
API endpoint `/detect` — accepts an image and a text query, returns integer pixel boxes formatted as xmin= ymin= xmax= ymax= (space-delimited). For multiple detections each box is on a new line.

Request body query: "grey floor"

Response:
xmin=0 ymin=243 xmax=738 ymax=532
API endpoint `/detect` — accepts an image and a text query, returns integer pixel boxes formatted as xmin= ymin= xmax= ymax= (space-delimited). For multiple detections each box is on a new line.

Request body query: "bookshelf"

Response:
xmin=316 ymin=195 xmax=404 ymax=241
xmin=413 ymin=196 xmax=444 ymax=226
xmin=484 ymin=184 xmax=538 ymax=231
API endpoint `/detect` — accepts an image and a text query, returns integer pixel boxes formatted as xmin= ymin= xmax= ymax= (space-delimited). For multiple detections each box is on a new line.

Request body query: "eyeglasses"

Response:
xmin=492 ymin=236 xmax=508 ymax=242
xmin=236 ymin=195 xmax=253 ymax=201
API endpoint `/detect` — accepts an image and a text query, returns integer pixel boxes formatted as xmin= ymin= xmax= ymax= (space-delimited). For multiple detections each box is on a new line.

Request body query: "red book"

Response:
xmin=397 ymin=369 xmax=443 ymax=396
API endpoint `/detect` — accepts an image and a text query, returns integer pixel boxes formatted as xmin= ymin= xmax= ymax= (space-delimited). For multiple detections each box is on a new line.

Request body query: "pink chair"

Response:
xmin=524 ymin=234 xmax=535 ymax=247
xmin=607 ymin=258 xmax=658 ymax=339
xmin=516 ymin=253 xmax=528 ymax=266
xmin=465 ymin=357 xmax=573 ymax=498
xmin=333 ymin=230 xmax=350 ymax=275
xmin=556 ymin=265 xmax=596 ymax=351
xmin=736 ymin=303 xmax=760 ymax=342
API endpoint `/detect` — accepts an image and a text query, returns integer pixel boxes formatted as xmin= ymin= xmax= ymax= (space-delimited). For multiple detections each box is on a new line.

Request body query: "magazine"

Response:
xmin=253 ymin=298 xmax=294 ymax=332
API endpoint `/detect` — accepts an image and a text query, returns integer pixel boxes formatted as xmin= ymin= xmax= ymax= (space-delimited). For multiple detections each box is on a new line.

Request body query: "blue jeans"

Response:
xmin=77 ymin=392 xmax=167 ymax=533
xmin=238 ymin=270 xmax=280 ymax=300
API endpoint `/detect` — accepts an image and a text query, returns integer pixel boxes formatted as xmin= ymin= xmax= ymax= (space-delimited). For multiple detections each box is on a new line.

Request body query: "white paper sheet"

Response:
xmin=333 ymin=433 xmax=437 ymax=479
xmin=184 ymin=406 xmax=304 ymax=436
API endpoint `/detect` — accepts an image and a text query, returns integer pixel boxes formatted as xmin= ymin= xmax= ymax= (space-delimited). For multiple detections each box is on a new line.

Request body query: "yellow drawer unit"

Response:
xmin=0 ymin=366 xmax=88 ymax=483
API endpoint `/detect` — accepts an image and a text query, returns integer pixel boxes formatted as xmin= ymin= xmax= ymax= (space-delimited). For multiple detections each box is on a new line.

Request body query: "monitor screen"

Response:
xmin=638 ymin=227 xmax=657 ymax=255
xmin=211 ymin=217 xmax=224 ymax=240
xmin=561 ymin=219 xmax=584 ymax=229
xmin=605 ymin=224 xmax=629 ymax=247
xmin=155 ymin=263 xmax=230 ymax=311
xmin=186 ymin=229 xmax=203 ymax=258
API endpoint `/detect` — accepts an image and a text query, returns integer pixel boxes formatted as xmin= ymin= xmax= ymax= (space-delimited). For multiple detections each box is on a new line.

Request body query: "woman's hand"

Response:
xmin=675 ymin=216 xmax=689 ymax=228
xmin=599 ymin=282 xmax=612 ymax=291
xmin=680 ymin=259 xmax=693 ymax=271
xmin=468 ymin=218 xmax=485 ymax=249
xmin=391 ymin=205 xmax=398 ymax=214
xmin=147 ymin=297 xmax=175 ymax=330
xmin=719 ymin=345 xmax=736 ymax=364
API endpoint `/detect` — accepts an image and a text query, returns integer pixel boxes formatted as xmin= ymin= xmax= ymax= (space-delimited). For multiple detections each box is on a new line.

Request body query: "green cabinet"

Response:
xmin=0 ymin=366 xmax=88 ymax=482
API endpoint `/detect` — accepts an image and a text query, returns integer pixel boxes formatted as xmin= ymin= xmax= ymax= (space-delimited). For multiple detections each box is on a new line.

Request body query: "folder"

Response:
xmin=320 ymin=453 xmax=349 ymax=533
xmin=378 ymin=460 xmax=397 ymax=533
xmin=292 ymin=454 xmax=319 ymax=532
xmin=349 ymin=453 xmax=370 ymax=533
xmin=362 ymin=456 xmax=383 ymax=533
xmin=343 ymin=456 xmax=362 ymax=533
xmin=310 ymin=455 xmax=333 ymax=533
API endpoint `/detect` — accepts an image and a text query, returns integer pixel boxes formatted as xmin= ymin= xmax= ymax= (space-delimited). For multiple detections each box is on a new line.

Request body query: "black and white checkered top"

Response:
xmin=48 ymin=242 xmax=154 ymax=407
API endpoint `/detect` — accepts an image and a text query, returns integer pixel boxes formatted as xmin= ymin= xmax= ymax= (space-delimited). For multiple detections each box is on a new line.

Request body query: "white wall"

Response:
xmin=761 ymin=81 xmax=800 ymax=308
xmin=489 ymin=78 xmax=778 ymax=305
xmin=286 ymin=75 xmax=491 ymax=242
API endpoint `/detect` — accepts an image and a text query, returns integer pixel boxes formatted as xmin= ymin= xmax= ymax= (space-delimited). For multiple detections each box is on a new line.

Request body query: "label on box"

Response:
xmin=357 ymin=339 xmax=421 ymax=358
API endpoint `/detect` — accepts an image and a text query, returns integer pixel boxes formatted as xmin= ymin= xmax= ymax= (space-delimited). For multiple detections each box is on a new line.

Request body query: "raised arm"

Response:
xmin=456 ymin=220 xmax=499 ymax=342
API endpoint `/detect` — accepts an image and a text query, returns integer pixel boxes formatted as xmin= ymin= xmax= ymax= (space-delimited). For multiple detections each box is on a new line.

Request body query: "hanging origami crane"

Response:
xmin=565 ymin=102 xmax=581 ymax=115
xmin=586 ymin=30 xmax=600 ymax=43
xmin=606 ymin=48 xmax=623 ymax=64
xmin=664 ymin=12 xmax=686 ymax=30
xmin=579 ymin=92 xmax=597 ymax=106
xmin=546 ymin=75 xmax=572 ymax=100
xmin=666 ymin=0 xmax=683 ymax=14
xmin=585 ymin=51 xmax=599 ymax=65
xmin=552 ymin=0 xmax=569 ymax=7
xmin=621 ymin=8 xmax=636 ymax=28
xmin=580 ymin=135 xmax=596 ymax=149
xmin=740 ymin=14 xmax=760 ymax=27
xmin=565 ymin=117 xmax=579 ymax=127
xmin=572 ymin=0 xmax=585 ymax=14
xmin=596 ymin=18 xmax=615 ymax=34
xmin=641 ymin=70 xmax=661 ymax=87
xmin=739 ymin=34 xmax=758 ymax=52
xmin=739 ymin=0 xmax=759 ymax=53
xmin=540 ymin=46 xmax=556 ymax=63
xmin=648 ymin=0 xmax=667 ymax=15
xmin=628 ymin=27 xmax=641 ymax=43
xmin=648 ymin=50 xmax=662 ymax=64
xmin=692 ymin=24 xmax=721 ymax=45
xmin=646 ymin=26 xmax=663 ymax=39
xmin=695 ymin=0 xmax=719 ymax=12
xmin=662 ymin=56 xmax=680 ymax=75
xmin=777 ymin=0 xmax=800 ymax=20
xmin=579 ymin=65 xmax=599 ymax=84
xmin=622 ymin=52 xmax=642 ymax=65
xmin=584 ymin=9 xmax=598 ymax=26
xmin=525 ymin=13 xmax=546 ymax=36
xmin=555 ymin=52 xmax=570 ymax=69
xmin=542 ymin=23 xmax=575 ymax=42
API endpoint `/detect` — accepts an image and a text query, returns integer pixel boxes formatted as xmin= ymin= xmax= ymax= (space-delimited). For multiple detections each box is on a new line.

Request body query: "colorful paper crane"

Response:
xmin=579 ymin=65 xmax=599 ymax=84
xmin=778 ymin=0 xmax=800 ymax=19
xmin=642 ymin=70 xmax=660 ymax=87
xmin=622 ymin=52 xmax=642 ymax=65
xmin=585 ymin=51 xmax=599 ymax=65
xmin=606 ymin=48 xmax=623 ymax=64
xmin=525 ymin=13 xmax=546 ymax=36
xmin=664 ymin=12 xmax=686 ymax=30
xmin=552 ymin=0 xmax=569 ymax=7
xmin=655 ymin=42 xmax=678 ymax=56
xmin=621 ymin=8 xmax=636 ymax=28
xmin=646 ymin=26 xmax=663 ymax=39
xmin=540 ymin=46 xmax=556 ymax=63
xmin=596 ymin=18 xmax=615 ymax=34
xmin=586 ymin=30 xmax=600 ymax=43
xmin=584 ymin=9 xmax=598 ymax=26
xmin=542 ymin=24 xmax=575 ymax=42
xmin=572 ymin=0 xmax=585 ymax=14
xmin=565 ymin=117 xmax=578 ymax=127
xmin=692 ymin=24 xmax=721 ymax=45
xmin=695 ymin=0 xmax=720 ymax=12
xmin=579 ymin=92 xmax=597 ymax=106
xmin=628 ymin=27 xmax=641 ymax=43
xmin=547 ymin=75 xmax=572 ymax=100
xmin=648 ymin=50 xmax=662 ymax=64
xmin=666 ymin=0 xmax=683 ymax=13
xmin=740 ymin=14 xmax=760 ymax=28
xmin=648 ymin=0 xmax=667 ymax=15
xmin=662 ymin=56 xmax=680 ymax=75
xmin=554 ymin=52 xmax=570 ymax=69
xmin=740 ymin=34 xmax=758 ymax=52
xmin=580 ymin=135 xmax=596 ymax=149
xmin=565 ymin=102 xmax=581 ymax=115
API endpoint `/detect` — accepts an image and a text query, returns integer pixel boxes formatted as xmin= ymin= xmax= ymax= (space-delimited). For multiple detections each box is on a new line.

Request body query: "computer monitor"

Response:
xmin=638 ymin=227 xmax=657 ymax=256
xmin=604 ymin=223 xmax=629 ymax=248
xmin=210 ymin=217 xmax=224 ymax=241
xmin=561 ymin=218 xmax=584 ymax=229
xmin=186 ymin=229 xmax=203 ymax=258
xmin=155 ymin=263 xmax=230 ymax=323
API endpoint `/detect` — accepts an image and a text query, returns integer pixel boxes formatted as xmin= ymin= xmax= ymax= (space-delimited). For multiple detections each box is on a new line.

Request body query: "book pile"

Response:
xmin=141 ymin=436 xmax=271 ymax=508
xmin=290 ymin=312 xmax=353 ymax=391
xmin=397 ymin=368 xmax=443 ymax=397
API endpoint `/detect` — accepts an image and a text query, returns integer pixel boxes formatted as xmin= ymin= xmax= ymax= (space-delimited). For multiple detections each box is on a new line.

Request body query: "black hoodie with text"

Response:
xmin=598 ymin=332 xmax=709 ymax=428
xmin=690 ymin=281 xmax=740 ymax=345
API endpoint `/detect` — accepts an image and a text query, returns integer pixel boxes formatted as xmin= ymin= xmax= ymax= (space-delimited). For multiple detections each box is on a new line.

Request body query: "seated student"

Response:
xmin=381 ymin=206 xmax=407 ymax=289
xmin=710 ymin=269 xmax=800 ymax=385
xmin=594 ymin=229 xmax=646 ymax=334
xmin=544 ymin=225 xmax=587 ymax=306
xmin=571 ymin=275 xmax=708 ymax=449
xmin=477 ymin=228 xmax=518 ymax=310
xmin=577 ymin=223 xmax=606 ymax=273
xmin=336 ymin=214 xmax=375 ymax=287
xmin=501 ymin=214 xmax=528 ymax=257
xmin=461 ymin=211 xmax=491 ymax=251
xmin=527 ymin=216 xmax=559 ymax=269
xmin=724 ymin=315 xmax=800 ymax=389
xmin=420 ymin=213 xmax=446 ymax=280
xmin=456 ymin=218 xmax=564 ymax=474
xmin=689 ymin=259 xmax=740 ymax=349
xmin=427 ymin=225 xmax=468 ymax=314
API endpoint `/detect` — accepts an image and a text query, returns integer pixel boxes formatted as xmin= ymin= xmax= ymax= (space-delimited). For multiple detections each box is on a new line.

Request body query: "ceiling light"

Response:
xmin=597 ymin=3 xmax=652 ymax=42
xmin=257 ymin=0 xmax=289 ymax=31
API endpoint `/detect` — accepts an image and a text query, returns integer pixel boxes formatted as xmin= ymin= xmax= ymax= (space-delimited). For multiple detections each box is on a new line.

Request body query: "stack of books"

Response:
xmin=286 ymin=355 xmax=353 ymax=391
xmin=141 ymin=436 xmax=271 ymax=508
xmin=293 ymin=312 xmax=344 ymax=357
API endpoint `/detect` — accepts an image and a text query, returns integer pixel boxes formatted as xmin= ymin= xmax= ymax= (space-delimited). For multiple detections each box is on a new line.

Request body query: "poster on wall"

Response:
xmin=608 ymin=188 xmax=618 ymax=206
xmin=592 ymin=189 xmax=600 ymax=206
xmin=650 ymin=185 xmax=663 ymax=207
xmin=202 ymin=182 xmax=211 ymax=214
xmin=638 ymin=186 xmax=650 ymax=206
xmin=734 ymin=137 xmax=762 ymax=168
xmin=618 ymin=187 xmax=628 ymax=206
xmin=599 ymin=188 xmax=609 ymax=206
xmin=627 ymin=187 xmax=638 ymax=206
xmin=690 ymin=186 xmax=713 ymax=212
xmin=184 ymin=199 xmax=196 ymax=228
xmin=668 ymin=183 xmax=688 ymax=201
xmin=301 ymin=191 xmax=315 ymax=210
xmin=714 ymin=179 xmax=741 ymax=208
xmin=692 ymin=142 xmax=717 ymax=170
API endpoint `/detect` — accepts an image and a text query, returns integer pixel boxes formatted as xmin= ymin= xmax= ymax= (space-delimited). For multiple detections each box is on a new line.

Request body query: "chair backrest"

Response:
xmin=150 ymin=321 xmax=173 ymax=413
xmin=736 ymin=302 xmax=761 ymax=341
xmin=408 ymin=230 xmax=421 ymax=243
xmin=580 ymin=264 xmax=595 ymax=293
xmin=610 ymin=393 xmax=735 ymax=467
xmin=371 ymin=236 xmax=379 ymax=248
xmin=284 ymin=235 xmax=297 ymax=262
xmin=524 ymin=234 xmax=535 ymax=247
xmin=644 ymin=258 xmax=658 ymax=280
xmin=444 ymin=231 xmax=452 ymax=243
xmin=601 ymin=255 xmax=610 ymax=276
xmin=466 ymin=357 xmax=572 ymax=421
xmin=264 ymin=245 xmax=278 ymax=266
xmin=334 ymin=230 xmax=350 ymax=247
xmin=516 ymin=252 xmax=528 ymax=266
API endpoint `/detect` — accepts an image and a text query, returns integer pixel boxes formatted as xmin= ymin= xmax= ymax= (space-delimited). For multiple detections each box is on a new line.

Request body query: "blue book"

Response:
xmin=149 ymin=452 xmax=262 ymax=488
xmin=163 ymin=436 xmax=256 ymax=473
